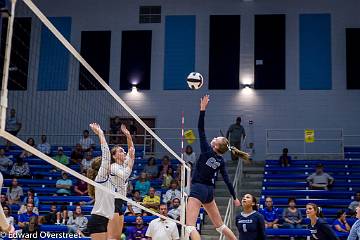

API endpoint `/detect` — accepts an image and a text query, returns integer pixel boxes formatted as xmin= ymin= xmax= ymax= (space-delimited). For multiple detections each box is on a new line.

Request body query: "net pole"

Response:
xmin=21 ymin=0 xmax=190 ymax=171
xmin=0 ymin=0 xmax=17 ymax=130
xmin=180 ymin=111 xmax=186 ymax=239
xmin=0 ymin=129 xmax=186 ymax=226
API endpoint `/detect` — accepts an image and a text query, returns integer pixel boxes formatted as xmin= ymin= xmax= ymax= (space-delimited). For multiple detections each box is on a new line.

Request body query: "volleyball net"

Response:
xmin=0 ymin=0 xmax=190 ymax=233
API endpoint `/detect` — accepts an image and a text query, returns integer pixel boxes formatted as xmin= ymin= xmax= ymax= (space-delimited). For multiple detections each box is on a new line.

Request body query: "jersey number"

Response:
xmin=206 ymin=157 xmax=220 ymax=170
xmin=242 ymin=224 xmax=247 ymax=232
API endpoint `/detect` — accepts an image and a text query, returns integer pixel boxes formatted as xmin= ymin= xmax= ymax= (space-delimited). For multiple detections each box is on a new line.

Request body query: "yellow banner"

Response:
xmin=304 ymin=129 xmax=315 ymax=143
xmin=184 ymin=129 xmax=196 ymax=144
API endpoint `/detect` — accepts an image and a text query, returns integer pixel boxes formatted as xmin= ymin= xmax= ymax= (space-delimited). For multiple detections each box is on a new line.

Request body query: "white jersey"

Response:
xmin=91 ymin=144 xmax=115 ymax=219
xmin=110 ymin=155 xmax=132 ymax=198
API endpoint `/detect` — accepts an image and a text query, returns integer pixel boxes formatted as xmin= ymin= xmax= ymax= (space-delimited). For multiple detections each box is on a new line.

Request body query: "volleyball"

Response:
xmin=187 ymin=72 xmax=204 ymax=90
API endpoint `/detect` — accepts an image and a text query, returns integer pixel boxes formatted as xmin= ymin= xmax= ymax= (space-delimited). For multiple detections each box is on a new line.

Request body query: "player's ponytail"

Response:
xmin=87 ymin=156 xmax=102 ymax=198
xmin=217 ymin=137 xmax=250 ymax=161
xmin=229 ymin=146 xmax=250 ymax=162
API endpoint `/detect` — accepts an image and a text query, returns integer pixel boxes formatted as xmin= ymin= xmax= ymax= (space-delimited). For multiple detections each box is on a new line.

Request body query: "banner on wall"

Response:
xmin=184 ymin=129 xmax=196 ymax=144
xmin=304 ymin=129 xmax=315 ymax=143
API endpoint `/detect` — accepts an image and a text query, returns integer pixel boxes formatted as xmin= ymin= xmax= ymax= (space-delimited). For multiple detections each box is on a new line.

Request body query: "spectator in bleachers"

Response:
xmin=37 ymin=134 xmax=51 ymax=155
xmin=168 ymin=198 xmax=181 ymax=221
xmin=70 ymin=144 xmax=84 ymax=164
xmin=143 ymin=157 xmax=158 ymax=179
xmin=18 ymin=195 xmax=39 ymax=215
xmin=173 ymin=164 xmax=182 ymax=183
xmin=67 ymin=205 xmax=88 ymax=236
xmin=142 ymin=187 xmax=160 ymax=214
xmin=56 ymin=205 xmax=70 ymax=225
xmin=127 ymin=216 xmax=147 ymax=240
xmin=79 ymin=130 xmax=95 ymax=152
xmin=1 ymin=194 xmax=8 ymax=206
xmin=163 ymin=180 xmax=181 ymax=205
xmin=226 ymin=116 xmax=246 ymax=161
xmin=53 ymin=147 xmax=69 ymax=166
xmin=21 ymin=216 xmax=40 ymax=237
xmin=306 ymin=164 xmax=334 ymax=190
xmin=260 ymin=197 xmax=280 ymax=229
xmin=0 ymin=148 xmax=13 ymax=176
xmin=23 ymin=189 xmax=39 ymax=208
xmin=10 ymin=155 xmax=30 ymax=178
xmin=135 ymin=172 xmax=151 ymax=198
xmin=279 ymin=148 xmax=291 ymax=167
xmin=158 ymin=155 xmax=172 ymax=179
xmin=124 ymin=190 xmax=143 ymax=216
xmin=161 ymin=167 xmax=174 ymax=189
xmin=110 ymin=117 xmax=121 ymax=144
xmin=146 ymin=203 xmax=179 ymax=240
xmin=348 ymin=203 xmax=360 ymax=240
xmin=282 ymin=197 xmax=303 ymax=229
xmin=348 ymin=192 xmax=360 ymax=216
xmin=183 ymin=145 xmax=196 ymax=168
xmin=18 ymin=203 xmax=38 ymax=230
xmin=5 ymin=108 xmax=22 ymax=151
xmin=55 ymin=172 xmax=73 ymax=196
xmin=80 ymin=151 xmax=94 ymax=173
xmin=6 ymin=178 xmax=23 ymax=205
xmin=3 ymin=205 xmax=14 ymax=228
xmin=306 ymin=203 xmax=339 ymax=240
xmin=19 ymin=138 xmax=36 ymax=158
xmin=74 ymin=172 xmax=88 ymax=196
xmin=332 ymin=210 xmax=351 ymax=235
xmin=44 ymin=205 xmax=58 ymax=224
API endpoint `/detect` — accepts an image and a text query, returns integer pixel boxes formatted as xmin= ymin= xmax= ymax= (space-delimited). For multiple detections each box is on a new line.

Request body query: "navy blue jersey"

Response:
xmin=308 ymin=218 xmax=339 ymax=240
xmin=236 ymin=211 xmax=266 ymax=240
xmin=191 ymin=111 xmax=236 ymax=199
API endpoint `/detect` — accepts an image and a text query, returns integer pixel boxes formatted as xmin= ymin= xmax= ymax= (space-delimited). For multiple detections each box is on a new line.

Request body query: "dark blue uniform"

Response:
xmin=236 ymin=211 xmax=265 ymax=240
xmin=189 ymin=111 xmax=236 ymax=203
xmin=308 ymin=218 xmax=339 ymax=240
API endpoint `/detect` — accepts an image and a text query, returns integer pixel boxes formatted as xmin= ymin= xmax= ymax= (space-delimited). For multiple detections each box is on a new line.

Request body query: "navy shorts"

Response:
xmin=87 ymin=214 xmax=109 ymax=234
xmin=114 ymin=198 xmax=125 ymax=215
xmin=189 ymin=183 xmax=214 ymax=204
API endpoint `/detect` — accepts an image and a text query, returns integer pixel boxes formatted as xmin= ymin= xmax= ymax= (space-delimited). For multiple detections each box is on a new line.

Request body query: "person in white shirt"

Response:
xmin=146 ymin=203 xmax=180 ymax=240
xmin=37 ymin=135 xmax=51 ymax=155
xmin=81 ymin=151 xmax=94 ymax=173
xmin=183 ymin=145 xmax=196 ymax=168
xmin=79 ymin=130 xmax=95 ymax=151
xmin=168 ymin=198 xmax=181 ymax=221
xmin=163 ymin=180 xmax=181 ymax=204
xmin=0 ymin=148 xmax=13 ymax=175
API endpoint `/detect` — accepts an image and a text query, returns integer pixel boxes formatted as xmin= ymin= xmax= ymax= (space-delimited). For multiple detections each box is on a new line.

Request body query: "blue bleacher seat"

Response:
xmin=261 ymin=190 xmax=354 ymax=199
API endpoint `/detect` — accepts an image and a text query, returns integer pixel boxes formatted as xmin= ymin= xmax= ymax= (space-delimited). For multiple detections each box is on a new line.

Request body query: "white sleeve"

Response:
xmin=95 ymin=143 xmax=111 ymax=182
xmin=145 ymin=221 xmax=153 ymax=237
xmin=171 ymin=223 xmax=180 ymax=240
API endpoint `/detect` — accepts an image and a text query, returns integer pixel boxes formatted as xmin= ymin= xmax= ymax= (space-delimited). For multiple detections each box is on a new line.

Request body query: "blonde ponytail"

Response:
xmin=87 ymin=156 xmax=102 ymax=199
xmin=229 ymin=146 xmax=250 ymax=162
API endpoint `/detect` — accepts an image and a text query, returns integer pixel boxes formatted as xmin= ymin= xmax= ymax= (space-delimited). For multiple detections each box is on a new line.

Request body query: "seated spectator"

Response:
xmin=71 ymin=144 xmax=84 ymax=164
xmin=53 ymin=147 xmax=69 ymax=166
xmin=142 ymin=187 xmax=160 ymax=214
xmin=260 ymin=197 xmax=280 ymax=229
xmin=23 ymin=189 xmax=39 ymax=208
xmin=3 ymin=205 xmax=14 ymax=227
xmin=158 ymin=155 xmax=172 ymax=179
xmin=5 ymin=108 xmax=22 ymax=151
xmin=163 ymin=180 xmax=181 ymax=204
xmin=306 ymin=164 xmax=334 ymax=190
xmin=125 ymin=190 xmax=143 ymax=216
xmin=6 ymin=178 xmax=23 ymax=205
xmin=44 ymin=205 xmax=58 ymax=224
xmin=0 ymin=148 xmax=13 ymax=176
xmin=67 ymin=205 xmax=88 ymax=236
xmin=183 ymin=145 xmax=196 ymax=168
xmin=22 ymin=216 xmax=40 ymax=237
xmin=56 ymin=205 xmax=71 ymax=225
xmin=168 ymin=198 xmax=181 ymax=220
xmin=161 ymin=167 xmax=174 ymax=189
xmin=37 ymin=134 xmax=51 ymax=155
xmin=143 ymin=157 xmax=158 ymax=179
xmin=74 ymin=172 xmax=88 ymax=196
xmin=79 ymin=130 xmax=95 ymax=152
xmin=80 ymin=151 xmax=94 ymax=172
xmin=128 ymin=216 xmax=147 ymax=240
xmin=1 ymin=194 xmax=8 ymax=207
xmin=135 ymin=172 xmax=151 ymax=198
xmin=173 ymin=164 xmax=182 ymax=182
xmin=333 ymin=210 xmax=351 ymax=234
xmin=56 ymin=172 xmax=73 ymax=196
xmin=18 ymin=203 xmax=38 ymax=230
xmin=282 ymin=197 xmax=303 ymax=229
xmin=19 ymin=138 xmax=36 ymax=158
xmin=349 ymin=192 xmax=360 ymax=216
xmin=279 ymin=148 xmax=291 ymax=167
xmin=10 ymin=156 xmax=30 ymax=178
xmin=18 ymin=196 xmax=39 ymax=215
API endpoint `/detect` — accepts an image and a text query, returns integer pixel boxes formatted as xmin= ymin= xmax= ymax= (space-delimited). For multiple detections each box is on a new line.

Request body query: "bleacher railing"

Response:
xmin=266 ymin=128 xmax=345 ymax=159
